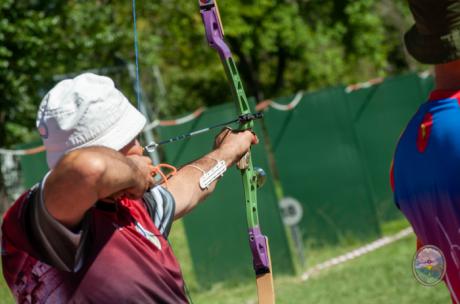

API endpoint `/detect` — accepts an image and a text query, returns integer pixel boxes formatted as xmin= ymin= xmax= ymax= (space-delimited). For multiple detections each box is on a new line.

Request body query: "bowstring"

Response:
xmin=132 ymin=0 xmax=142 ymax=110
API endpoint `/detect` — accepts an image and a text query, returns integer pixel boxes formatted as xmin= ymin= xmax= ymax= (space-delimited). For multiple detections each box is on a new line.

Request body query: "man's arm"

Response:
xmin=168 ymin=129 xmax=258 ymax=219
xmin=43 ymin=146 xmax=155 ymax=229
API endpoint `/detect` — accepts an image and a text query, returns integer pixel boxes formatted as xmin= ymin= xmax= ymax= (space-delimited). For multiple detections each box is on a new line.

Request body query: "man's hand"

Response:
xmin=213 ymin=128 xmax=259 ymax=166
xmin=109 ymin=155 xmax=156 ymax=200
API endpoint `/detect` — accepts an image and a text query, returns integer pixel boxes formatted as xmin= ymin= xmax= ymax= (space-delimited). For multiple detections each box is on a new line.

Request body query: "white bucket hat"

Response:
xmin=36 ymin=73 xmax=146 ymax=169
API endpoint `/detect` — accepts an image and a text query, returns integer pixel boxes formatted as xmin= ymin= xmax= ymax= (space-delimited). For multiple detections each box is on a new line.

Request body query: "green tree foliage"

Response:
xmin=1 ymin=0 xmax=415 ymax=148
xmin=137 ymin=0 xmax=416 ymax=114
xmin=0 ymin=0 xmax=57 ymax=147
xmin=0 ymin=0 xmax=134 ymax=205
xmin=0 ymin=0 xmax=131 ymax=148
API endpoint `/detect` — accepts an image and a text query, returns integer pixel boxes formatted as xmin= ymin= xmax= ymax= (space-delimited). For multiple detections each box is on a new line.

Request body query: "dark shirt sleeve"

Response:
xmin=143 ymin=186 xmax=176 ymax=238
xmin=26 ymin=173 xmax=90 ymax=272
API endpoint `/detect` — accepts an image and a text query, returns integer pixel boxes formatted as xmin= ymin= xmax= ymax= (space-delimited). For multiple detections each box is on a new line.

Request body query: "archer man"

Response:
xmin=1 ymin=73 xmax=257 ymax=303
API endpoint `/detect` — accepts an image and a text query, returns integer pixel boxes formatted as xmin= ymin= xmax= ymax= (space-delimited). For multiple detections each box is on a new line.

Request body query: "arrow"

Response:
xmin=144 ymin=112 xmax=263 ymax=152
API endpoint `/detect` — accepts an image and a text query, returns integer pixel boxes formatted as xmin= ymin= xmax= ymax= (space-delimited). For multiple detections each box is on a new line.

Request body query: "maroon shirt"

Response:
xmin=1 ymin=182 xmax=188 ymax=303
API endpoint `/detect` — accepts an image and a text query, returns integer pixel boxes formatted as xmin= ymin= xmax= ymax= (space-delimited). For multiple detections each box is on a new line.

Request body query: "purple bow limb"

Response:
xmin=249 ymin=227 xmax=271 ymax=274
xmin=200 ymin=3 xmax=232 ymax=60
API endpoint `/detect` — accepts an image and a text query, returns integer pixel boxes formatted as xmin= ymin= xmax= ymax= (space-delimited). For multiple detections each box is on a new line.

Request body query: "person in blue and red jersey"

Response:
xmin=392 ymin=1 xmax=460 ymax=302
xmin=1 ymin=73 xmax=258 ymax=303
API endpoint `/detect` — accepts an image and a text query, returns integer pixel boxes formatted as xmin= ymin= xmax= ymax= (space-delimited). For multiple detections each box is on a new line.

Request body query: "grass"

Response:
xmin=294 ymin=218 xmax=413 ymax=273
xmin=189 ymin=234 xmax=450 ymax=304
xmin=186 ymin=218 xmax=451 ymax=303
xmin=0 ymin=218 xmax=452 ymax=303
xmin=0 ymin=269 xmax=12 ymax=304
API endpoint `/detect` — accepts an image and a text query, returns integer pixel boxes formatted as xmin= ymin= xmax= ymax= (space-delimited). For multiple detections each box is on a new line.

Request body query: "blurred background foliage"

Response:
xmin=0 ymin=0 xmax=419 ymax=150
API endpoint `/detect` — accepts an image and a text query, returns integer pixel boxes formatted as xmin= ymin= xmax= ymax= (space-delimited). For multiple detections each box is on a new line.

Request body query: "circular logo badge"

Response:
xmin=412 ymin=245 xmax=446 ymax=286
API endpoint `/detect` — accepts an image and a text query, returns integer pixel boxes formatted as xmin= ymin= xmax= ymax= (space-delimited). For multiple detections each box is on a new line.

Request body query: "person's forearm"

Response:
xmin=167 ymin=128 xmax=257 ymax=219
xmin=167 ymin=147 xmax=235 ymax=219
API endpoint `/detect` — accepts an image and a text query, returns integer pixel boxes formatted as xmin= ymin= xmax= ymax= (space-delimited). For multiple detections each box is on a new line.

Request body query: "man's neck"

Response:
xmin=435 ymin=59 xmax=460 ymax=91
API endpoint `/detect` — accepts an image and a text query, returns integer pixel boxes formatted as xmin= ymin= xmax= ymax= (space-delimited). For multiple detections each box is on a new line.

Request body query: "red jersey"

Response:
xmin=1 ymin=183 xmax=188 ymax=303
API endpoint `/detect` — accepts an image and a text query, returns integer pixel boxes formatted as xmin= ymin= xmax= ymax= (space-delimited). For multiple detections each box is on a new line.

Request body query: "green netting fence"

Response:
xmin=16 ymin=140 xmax=48 ymax=188
xmin=263 ymin=72 xmax=434 ymax=248
xmin=345 ymin=73 xmax=434 ymax=222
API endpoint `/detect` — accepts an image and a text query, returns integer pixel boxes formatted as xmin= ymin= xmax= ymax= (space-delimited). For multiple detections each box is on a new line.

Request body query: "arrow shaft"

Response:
xmin=144 ymin=113 xmax=263 ymax=152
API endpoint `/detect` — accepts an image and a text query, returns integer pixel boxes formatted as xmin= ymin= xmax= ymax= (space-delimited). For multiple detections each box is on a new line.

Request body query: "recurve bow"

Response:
xmin=198 ymin=1 xmax=275 ymax=303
